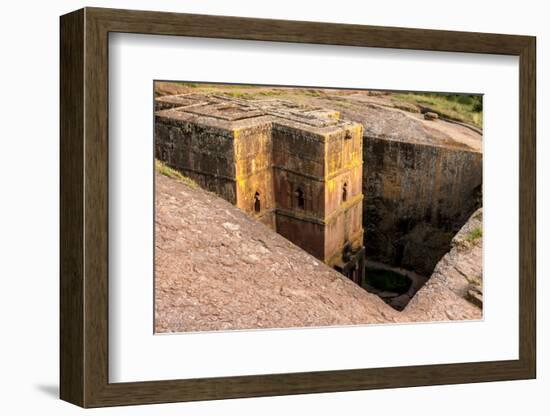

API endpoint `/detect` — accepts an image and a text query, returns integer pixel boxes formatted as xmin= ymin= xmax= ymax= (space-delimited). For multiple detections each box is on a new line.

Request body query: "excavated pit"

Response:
xmin=154 ymin=88 xmax=483 ymax=314
xmin=290 ymin=91 xmax=483 ymax=304
xmin=362 ymin=260 xmax=430 ymax=311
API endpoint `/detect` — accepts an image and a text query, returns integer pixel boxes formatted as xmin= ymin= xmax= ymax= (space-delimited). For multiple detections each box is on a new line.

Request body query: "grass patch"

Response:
xmin=392 ymin=92 xmax=483 ymax=128
xmin=173 ymin=82 xmax=200 ymax=88
xmin=333 ymin=100 xmax=354 ymax=108
xmin=223 ymin=89 xmax=286 ymax=99
xmin=155 ymin=160 xmax=198 ymax=188
xmin=258 ymin=90 xmax=284 ymax=97
xmin=364 ymin=268 xmax=412 ymax=293
xmin=303 ymin=89 xmax=323 ymax=97
xmin=222 ymin=91 xmax=254 ymax=99
xmin=172 ymin=82 xmax=256 ymax=90
xmin=465 ymin=226 xmax=483 ymax=243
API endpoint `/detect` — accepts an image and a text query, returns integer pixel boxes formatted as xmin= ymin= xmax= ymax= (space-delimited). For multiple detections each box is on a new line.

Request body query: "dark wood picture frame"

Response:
xmin=60 ymin=7 xmax=536 ymax=408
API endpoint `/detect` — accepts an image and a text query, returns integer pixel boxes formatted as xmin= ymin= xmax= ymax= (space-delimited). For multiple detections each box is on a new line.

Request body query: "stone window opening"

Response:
xmin=254 ymin=191 xmax=261 ymax=213
xmin=295 ymin=188 xmax=305 ymax=209
xmin=342 ymin=182 xmax=348 ymax=202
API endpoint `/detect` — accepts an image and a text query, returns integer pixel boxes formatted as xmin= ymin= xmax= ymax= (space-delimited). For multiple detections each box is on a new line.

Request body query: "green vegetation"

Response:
xmin=303 ymin=89 xmax=323 ymax=97
xmin=392 ymin=92 xmax=483 ymax=128
xmin=222 ymin=91 xmax=254 ymax=99
xmin=155 ymin=159 xmax=198 ymax=188
xmin=174 ymin=82 xmax=200 ymax=88
xmin=174 ymin=82 xmax=255 ymax=90
xmin=157 ymin=82 xmax=483 ymax=129
xmin=364 ymin=268 xmax=412 ymax=293
xmin=222 ymin=88 xmax=290 ymax=99
xmin=464 ymin=226 xmax=483 ymax=243
xmin=258 ymin=90 xmax=284 ymax=97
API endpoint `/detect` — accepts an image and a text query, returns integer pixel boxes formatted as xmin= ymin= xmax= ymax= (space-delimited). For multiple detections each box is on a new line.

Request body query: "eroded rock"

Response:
xmin=424 ymin=111 xmax=439 ymax=121
xmin=155 ymin=172 xmax=400 ymax=333
xmin=155 ymin=173 xmax=483 ymax=331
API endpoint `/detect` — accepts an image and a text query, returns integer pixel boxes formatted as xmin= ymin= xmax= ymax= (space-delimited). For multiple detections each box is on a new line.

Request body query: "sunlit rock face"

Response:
xmin=154 ymin=172 xmax=398 ymax=333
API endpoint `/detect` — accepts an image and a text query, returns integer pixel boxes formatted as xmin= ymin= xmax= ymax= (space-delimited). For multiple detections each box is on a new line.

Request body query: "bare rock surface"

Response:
xmin=155 ymin=172 xmax=483 ymax=332
xmin=155 ymin=172 xmax=401 ymax=333
xmin=154 ymin=83 xmax=482 ymax=152
xmin=315 ymin=94 xmax=481 ymax=152
xmin=424 ymin=111 xmax=439 ymax=121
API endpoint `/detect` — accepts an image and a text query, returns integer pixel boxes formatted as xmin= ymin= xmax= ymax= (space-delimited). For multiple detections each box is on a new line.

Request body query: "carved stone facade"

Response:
xmin=155 ymin=94 xmax=365 ymax=284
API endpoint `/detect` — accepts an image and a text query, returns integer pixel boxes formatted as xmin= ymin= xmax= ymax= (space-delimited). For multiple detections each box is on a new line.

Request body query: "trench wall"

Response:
xmin=363 ymin=137 xmax=482 ymax=275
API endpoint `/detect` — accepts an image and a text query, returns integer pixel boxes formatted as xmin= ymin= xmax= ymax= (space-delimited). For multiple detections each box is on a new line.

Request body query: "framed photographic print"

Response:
xmin=60 ymin=7 xmax=536 ymax=408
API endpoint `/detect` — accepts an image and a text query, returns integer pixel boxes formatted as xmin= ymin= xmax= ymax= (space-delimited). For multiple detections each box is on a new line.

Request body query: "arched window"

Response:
xmin=342 ymin=182 xmax=348 ymax=202
xmin=254 ymin=191 xmax=261 ymax=213
xmin=295 ymin=188 xmax=305 ymax=209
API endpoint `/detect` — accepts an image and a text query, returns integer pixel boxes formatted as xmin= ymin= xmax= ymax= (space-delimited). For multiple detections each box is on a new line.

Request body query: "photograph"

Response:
xmin=1 ymin=0 xmax=541 ymax=412
xmin=153 ymin=82 xmax=484 ymax=333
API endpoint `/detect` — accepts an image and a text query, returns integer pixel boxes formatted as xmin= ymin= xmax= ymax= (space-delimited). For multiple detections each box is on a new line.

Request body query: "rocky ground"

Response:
xmin=154 ymin=83 xmax=483 ymax=330
xmin=154 ymin=83 xmax=482 ymax=152
xmin=155 ymin=172 xmax=401 ymax=333
xmin=302 ymin=92 xmax=482 ymax=152
xmin=155 ymin=172 xmax=482 ymax=332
